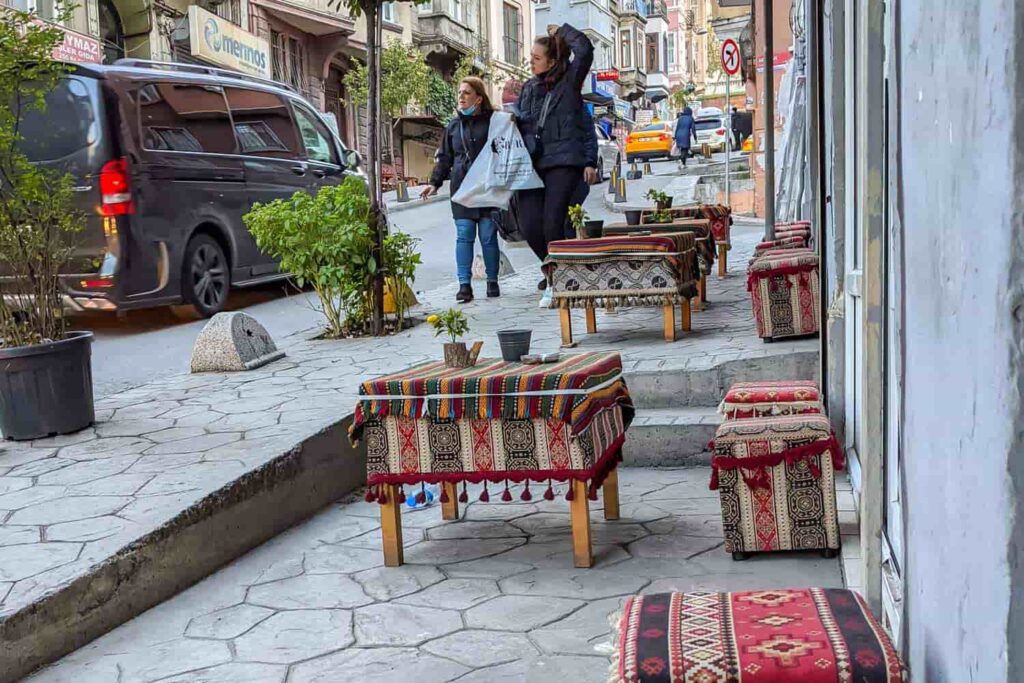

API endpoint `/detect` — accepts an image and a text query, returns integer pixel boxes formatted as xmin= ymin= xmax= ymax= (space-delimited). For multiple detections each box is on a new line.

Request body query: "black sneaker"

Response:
xmin=487 ymin=281 xmax=500 ymax=298
xmin=456 ymin=284 xmax=473 ymax=303
xmin=538 ymin=278 xmax=548 ymax=291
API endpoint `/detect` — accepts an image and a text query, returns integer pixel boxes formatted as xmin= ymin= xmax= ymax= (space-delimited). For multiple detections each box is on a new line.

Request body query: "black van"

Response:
xmin=19 ymin=59 xmax=362 ymax=317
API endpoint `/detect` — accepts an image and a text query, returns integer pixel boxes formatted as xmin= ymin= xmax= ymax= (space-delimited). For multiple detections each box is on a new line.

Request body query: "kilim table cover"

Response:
xmin=544 ymin=234 xmax=698 ymax=309
xmin=610 ymin=588 xmax=907 ymax=683
xmin=641 ymin=204 xmax=733 ymax=248
xmin=709 ymin=413 xmax=843 ymax=554
xmin=603 ymin=223 xmax=715 ymax=277
xmin=718 ymin=380 xmax=823 ymax=419
xmin=350 ymin=352 xmax=634 ymax=502
xmin=748 ymin=251 xmax=820 ymax=339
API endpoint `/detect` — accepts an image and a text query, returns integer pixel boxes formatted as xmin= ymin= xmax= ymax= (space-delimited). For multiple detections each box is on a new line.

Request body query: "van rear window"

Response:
xmin=17 ymin=77 xmax=99 ymax=162
xmin=695 ymin=120 xmax=721 ymax=131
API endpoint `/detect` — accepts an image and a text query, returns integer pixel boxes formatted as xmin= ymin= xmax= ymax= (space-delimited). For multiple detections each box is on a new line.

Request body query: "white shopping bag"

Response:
xmin=451 ymin=113 xmax=514 ymax=209
xmin=486 ymin=112 xmax=544 ymax=191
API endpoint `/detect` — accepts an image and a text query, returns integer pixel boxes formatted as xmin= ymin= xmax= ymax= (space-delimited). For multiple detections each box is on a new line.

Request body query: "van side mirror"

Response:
xmin=344 ymin=149 xmax=362 ymax=170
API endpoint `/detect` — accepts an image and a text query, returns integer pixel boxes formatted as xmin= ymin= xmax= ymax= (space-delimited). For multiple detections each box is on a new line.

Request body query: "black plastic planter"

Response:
xmin=497 ymin=329 xmax=532 ymax=362
xmin=656 ymin=197 xmax=673 ymax=210
xmin=625 ymin=210 xmax=643 ymax=226
xmin=0 ymin=331 xmax=95 ymax=440
xmin=584 ymin=220 xmax=605 ymax=238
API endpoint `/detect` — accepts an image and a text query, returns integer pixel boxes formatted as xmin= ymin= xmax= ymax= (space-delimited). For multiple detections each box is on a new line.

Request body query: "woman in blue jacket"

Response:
xmin=674 ymin=106 xmax=698 ymax=167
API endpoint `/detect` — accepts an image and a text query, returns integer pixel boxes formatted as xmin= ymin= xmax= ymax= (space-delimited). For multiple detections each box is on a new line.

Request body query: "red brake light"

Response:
xmin=100 ymin=158 xmax=134 ymax=216
xmin=716 ymin=128 xmax=726 ymax=135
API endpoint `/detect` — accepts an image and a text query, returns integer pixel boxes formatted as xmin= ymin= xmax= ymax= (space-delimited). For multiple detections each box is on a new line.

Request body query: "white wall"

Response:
xmin=899 ymin=0 xmax=1021 ymax=679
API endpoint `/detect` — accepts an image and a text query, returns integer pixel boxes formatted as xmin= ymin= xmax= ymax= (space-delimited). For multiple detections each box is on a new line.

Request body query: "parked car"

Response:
xmin=625 ymin=121 xmax=674 ymax=163
xmin=17 ymin=59 xmax=362 ymax=318
xmin=694 ymin=111 xmax=731 ymax=153
xmin=594 ymin=124 xmax=619 ymax=181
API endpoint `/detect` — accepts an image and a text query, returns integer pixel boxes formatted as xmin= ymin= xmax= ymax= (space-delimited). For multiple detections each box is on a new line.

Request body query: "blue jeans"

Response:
xmin=455 ymin=217 xmax=499 ymax=285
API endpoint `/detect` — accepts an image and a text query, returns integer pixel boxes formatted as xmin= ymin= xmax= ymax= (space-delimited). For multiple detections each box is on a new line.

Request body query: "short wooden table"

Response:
xmin=640 ymin=204 xmax=734 ymax=277
xmin=350 ymin=352 xmax=634 ymax=568
xmin=543 ymin=234 xmax=699 ymax=344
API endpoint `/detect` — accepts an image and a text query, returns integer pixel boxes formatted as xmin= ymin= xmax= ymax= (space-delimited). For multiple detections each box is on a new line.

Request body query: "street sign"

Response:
xmin=721 ymin=38 xmax=741 ymax=76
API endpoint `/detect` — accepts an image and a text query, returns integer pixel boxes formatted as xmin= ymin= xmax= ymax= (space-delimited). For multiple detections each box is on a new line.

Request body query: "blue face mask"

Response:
xmin=458 ymin=104 xmax=477 ymax=116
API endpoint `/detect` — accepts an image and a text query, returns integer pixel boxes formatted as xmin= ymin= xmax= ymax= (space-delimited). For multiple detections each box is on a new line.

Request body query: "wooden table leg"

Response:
xmin=680 ymin=298 xmax=692 ymax=332
xmin=441 ymin=482 xmax=459 ymax=521
xmin=694 ymin=279 xmax=703 ymax=312
xmin=718 ymin=244 xmax=728 ymax=278
xmin=570 ymin=480 xmax=593 ymax=568
xmin=559 ymin=308 xmax=575 ymax=347
xmin=603 ymin=470 xmax=620 ymax=521
xmin=380 ymin=484 xmax=404 ymax=567
xmin=585 ymin=305 xmax=597 ymax=334
xmin=701 ymin=275 xmax=708 ymax=302
xmin=662 ymin=303 xmax=677 ymax=342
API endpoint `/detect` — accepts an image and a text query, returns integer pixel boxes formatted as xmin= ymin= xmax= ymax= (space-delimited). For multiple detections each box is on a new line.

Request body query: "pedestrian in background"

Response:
xmin=421 ymin=77 xmax=501 ymax=304
xmin=515 ymin=22 xmax=594 ymax=307
xmin=674 ymin=106 xmax=697 ymax=168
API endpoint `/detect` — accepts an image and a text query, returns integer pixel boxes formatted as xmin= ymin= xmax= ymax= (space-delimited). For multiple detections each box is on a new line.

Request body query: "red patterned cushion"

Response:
xmin=776 ymin=219 xmax=812 ymax=230
xmin=611 ymin=589 xmax=907 ymax=683
xmin=754 ymin=236 xmax=808 ymax=257
xmin=749 ymin=251 xmax=819 ymax=277
xmin=720 ymin=380 xmax=823 ymax=418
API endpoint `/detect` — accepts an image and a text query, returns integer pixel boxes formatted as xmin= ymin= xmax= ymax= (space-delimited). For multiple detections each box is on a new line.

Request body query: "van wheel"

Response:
xmin=182 ymin=234 xmax=229 ymax=318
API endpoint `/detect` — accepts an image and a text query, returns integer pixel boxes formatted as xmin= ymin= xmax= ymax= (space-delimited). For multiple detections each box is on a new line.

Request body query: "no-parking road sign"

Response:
xmin=721 ymin=38 xmax=741 ymax=76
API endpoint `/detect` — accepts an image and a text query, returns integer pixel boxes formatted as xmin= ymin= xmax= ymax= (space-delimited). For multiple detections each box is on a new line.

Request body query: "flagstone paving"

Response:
xmin=28 ymin=467 xmax=843 ymax=682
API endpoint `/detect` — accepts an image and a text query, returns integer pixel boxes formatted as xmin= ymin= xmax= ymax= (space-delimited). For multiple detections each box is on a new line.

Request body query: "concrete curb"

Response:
xmin=2 ymin=417 xmax=367 ymax=683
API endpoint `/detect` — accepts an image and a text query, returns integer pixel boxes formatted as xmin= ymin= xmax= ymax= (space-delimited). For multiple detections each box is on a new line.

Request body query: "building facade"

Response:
xmin=791 ymin=0 xmax=1024 ymax=677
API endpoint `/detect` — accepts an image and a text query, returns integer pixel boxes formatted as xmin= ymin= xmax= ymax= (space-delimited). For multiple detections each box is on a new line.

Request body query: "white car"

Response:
xmin=594 ymin=124 xmax=619 ymax=181
xmin=694 ymin=115 xmax=731 ymax=153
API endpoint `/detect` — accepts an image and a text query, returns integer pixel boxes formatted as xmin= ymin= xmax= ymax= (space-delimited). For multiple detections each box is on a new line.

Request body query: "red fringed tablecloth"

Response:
xmin=350 ymin=352 xmax=634 ymax=502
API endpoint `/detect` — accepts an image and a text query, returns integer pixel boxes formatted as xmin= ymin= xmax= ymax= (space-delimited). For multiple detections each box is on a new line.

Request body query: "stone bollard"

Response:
xmin=472 ymin=251 xmax=516 ymax=280
xmin=190 ymin=312 xmax=285 ymax=373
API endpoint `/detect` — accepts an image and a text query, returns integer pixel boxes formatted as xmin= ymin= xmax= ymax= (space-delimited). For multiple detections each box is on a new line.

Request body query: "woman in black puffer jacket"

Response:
xmin=422 ymin=77 xmax=500 ymax=303
xmin=515 ymin=23 xmax=594 ymax=298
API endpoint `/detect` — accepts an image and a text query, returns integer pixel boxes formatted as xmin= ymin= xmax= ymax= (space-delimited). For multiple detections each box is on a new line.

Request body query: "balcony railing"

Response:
xmin=619 ymin=0 xmax=648 ymax=19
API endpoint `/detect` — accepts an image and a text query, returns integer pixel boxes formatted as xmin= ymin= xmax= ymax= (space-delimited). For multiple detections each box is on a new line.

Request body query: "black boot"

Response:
xmin=487 ymin=281 xmax=500 ymax=298
xmin=456 ymin=283 xmax=473 ymax=303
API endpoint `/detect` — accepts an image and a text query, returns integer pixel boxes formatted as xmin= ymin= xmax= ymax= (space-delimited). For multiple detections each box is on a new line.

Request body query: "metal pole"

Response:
xmin=725 ymin=76 xmax=731 ymax=208
xmin=763 ymin=0 xmax=776 ymax=239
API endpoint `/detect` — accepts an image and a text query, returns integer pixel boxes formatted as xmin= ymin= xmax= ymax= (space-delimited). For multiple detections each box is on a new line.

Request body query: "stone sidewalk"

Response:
xmin=27 ymin=467 xmax=843 ymax=682
xmin=0 ymin=212 xmax=817 ymax=679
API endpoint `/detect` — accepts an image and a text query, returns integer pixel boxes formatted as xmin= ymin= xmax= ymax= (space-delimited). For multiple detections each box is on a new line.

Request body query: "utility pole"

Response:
xmin=763 ymin=0 xmax=776 ymax=239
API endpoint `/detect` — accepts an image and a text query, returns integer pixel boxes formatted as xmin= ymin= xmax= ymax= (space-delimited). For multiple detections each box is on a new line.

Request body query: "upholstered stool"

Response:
xmin=719 ymin=380 xmax=823 ymax=419
xmin=709 ymin=413 xmax=843 ymax=559
xmin=748 ymin=251 xmax=820 ymax=341
xmin=754 ymin=234 xmax=809 ymax=257
xmin=610 ymin=588 xmax=907 ymax=682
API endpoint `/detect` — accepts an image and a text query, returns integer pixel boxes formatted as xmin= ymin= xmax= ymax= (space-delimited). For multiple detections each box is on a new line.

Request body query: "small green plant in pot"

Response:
xmin=567 ymin=204 xmax=587 ymax=238
xmin=0 ymin=10 xmax=94 ymax=440
xmin=428 ymin=309 xmax=481 ymax=368
xmin=645 ymin=188 xmax=673 ymax=211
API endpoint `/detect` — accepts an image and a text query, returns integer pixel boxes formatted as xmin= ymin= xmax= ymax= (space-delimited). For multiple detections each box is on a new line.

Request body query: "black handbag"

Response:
xmin=525 ymin=92 xmax=553 ymax=162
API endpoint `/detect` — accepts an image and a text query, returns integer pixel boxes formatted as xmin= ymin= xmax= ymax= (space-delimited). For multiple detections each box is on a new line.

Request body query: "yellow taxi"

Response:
xmin=625 ymin=121 xmax=675 ymax=163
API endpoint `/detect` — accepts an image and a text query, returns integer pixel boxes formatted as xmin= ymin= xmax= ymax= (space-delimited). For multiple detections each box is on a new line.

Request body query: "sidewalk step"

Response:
xmin=623 ymin=406 xmax=721 ymax=467
xmin=626 ymin=350 xmax=820 ymax=409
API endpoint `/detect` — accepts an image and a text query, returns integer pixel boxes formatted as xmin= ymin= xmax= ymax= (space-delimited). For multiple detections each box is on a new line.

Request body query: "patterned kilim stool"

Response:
xmin=709 ymin=413 xmax=843 ymax=559
xmin=610 ymin=588 xmax=907 ymax=682
xmin=753 ymin=235 xmax=809 ymax=258
xmin=719 ymin=380 xmax=823 ymax=419
xmin=545 ymin=234 xmax=699 ymax=344
xmin=748 ymin=251 xmax=821 ymax=341
xmin=350 ymin=352 xmax=634 ymax=568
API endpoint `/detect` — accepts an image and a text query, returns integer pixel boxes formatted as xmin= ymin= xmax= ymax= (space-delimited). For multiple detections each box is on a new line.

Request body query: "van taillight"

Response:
xmin=716 ymin=128 xmax=726 ymax=135
xmin=100 ymin=158 xmax=134 ymax=216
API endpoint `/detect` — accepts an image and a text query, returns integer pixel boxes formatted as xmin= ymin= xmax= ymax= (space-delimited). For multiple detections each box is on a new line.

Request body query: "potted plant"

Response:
xmin=625 ymin=209 xmax=644 ymax=226
xmin=645 ymin=188 xmax=673 ymax=211
xmin=646 ymin=210 xmax=675 ymax=225
xmin=0 ymin=12 xmax=96 ymax=440
xmin=428 ymin=309 xmax=482 ymax=368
